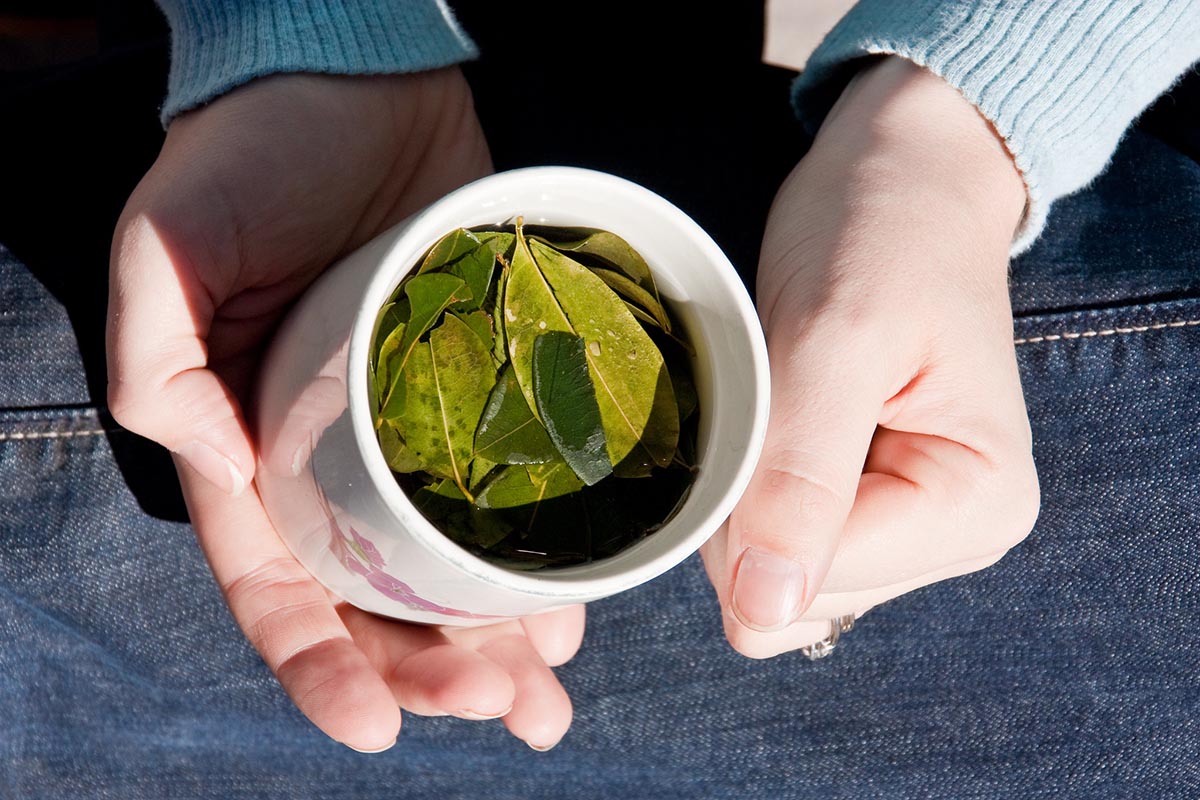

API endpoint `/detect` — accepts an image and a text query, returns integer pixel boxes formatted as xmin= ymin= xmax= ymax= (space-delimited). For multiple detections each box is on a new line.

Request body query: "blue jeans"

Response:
xmin=3 ymin=43 xmax=1199 ymax=800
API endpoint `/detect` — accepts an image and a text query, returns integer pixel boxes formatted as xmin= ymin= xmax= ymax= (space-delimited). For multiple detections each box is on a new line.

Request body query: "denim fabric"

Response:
xmin=3 ymin=16 xmax=1199 ymax=800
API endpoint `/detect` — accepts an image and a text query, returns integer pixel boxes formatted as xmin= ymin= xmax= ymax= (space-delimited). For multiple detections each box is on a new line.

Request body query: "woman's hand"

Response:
xmin=702 ymin=58 xmax=1040 ymax=658
xmin=107 ymin=69 xmax=582 ymax=751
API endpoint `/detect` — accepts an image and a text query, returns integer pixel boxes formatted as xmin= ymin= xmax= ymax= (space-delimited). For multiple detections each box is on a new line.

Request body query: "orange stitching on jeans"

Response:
xmin=0 ymin=428 xmax=111 ymax=442
xmin=1013 ymin=318 xmax=1200 ymax=346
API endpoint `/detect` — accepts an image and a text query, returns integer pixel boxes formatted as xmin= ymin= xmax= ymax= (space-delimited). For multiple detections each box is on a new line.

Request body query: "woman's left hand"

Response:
xmin=701 ymin=58 xmax=1041 ymax=658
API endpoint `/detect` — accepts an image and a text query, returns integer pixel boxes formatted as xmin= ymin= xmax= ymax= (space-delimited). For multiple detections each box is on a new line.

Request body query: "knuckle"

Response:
xmin=974 ymin=451 xmax=1040 ymax=554
xmin=106 ymin=378 xmax=150 ymax=432
xmin=1006 ymin=457 xmax=1042 ymax=546
xmin=224 ymin=557 xmax=328 ymax=663
xmin=758 ymin=456 xmax=848 ymax=516
xmin=280 ymin=641 xmax=364 ymax=711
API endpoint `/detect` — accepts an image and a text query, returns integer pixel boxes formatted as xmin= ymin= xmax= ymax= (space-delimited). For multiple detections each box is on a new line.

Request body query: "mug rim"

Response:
xmin=345 ymin=166 xmax=769 ymax=600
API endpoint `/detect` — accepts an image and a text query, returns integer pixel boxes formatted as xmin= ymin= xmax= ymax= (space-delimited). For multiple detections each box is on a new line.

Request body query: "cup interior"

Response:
xmin=349 ymin=167 xmax=769 ymax=599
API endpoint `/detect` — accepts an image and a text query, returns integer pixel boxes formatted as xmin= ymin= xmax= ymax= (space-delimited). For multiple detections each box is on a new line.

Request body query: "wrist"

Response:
xmin=816 ymin=57 xmax=1028 ymax=245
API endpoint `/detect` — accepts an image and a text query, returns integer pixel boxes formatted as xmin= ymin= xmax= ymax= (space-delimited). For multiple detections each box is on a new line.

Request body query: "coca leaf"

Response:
xmin=532 ymin=331 xmax=611 ymax=485
xmin=590 ymin=268 xmax=672 ymax=333
xmin=395 ymin=313 xmax=496 ymax=498
xmin=474 ymin=364 xmax=557 ymax=465
xmin=529 ymin=239 xmax=679 ymax=475
xmin=396 ymin=273 xmax=470 ymax=373
xmin=453 ymin=309 xmax=495 ymax=354
xmin=447 ymin=243 xmax=498 ymax=313
xmin=417 ymin=227 xmax=481 ymax=274
xmin=531 ymin=228 xmax=657 ymax=297
xmin=371 ymin=301 xmax=405 ymax=372
xmin=501 ymin=223 xmax=575 ymax=414
xmin=374 ymin=321 xmax=408 ymax=422
xmin=475 ymin=462 xmax=583 ymax=510
xmin=378 ymin=419 xmax=422 ymax=473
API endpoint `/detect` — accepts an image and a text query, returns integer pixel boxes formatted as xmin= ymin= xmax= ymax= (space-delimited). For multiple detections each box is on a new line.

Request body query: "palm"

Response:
xmin=110 ymin=68 xmax=581 ymax=752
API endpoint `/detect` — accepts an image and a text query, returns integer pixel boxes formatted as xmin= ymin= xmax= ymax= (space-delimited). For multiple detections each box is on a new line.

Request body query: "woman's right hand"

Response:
xmin=107 ymin=68 xmax=583 ymax=752
xmin=704 ymin=57 xmax=1040 ymax=658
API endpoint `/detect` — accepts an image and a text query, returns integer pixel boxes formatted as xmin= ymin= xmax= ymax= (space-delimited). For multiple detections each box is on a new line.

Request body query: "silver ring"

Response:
xmin=800 ymin=614 xmax=856 ymax=660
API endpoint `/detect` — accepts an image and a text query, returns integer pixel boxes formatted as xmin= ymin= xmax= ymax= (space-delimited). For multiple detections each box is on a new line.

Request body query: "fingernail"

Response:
xmin=291 ymin=445 xmax=306 ymax=477
xmin=732 ymin=546 xmax=808 ymax=632
xmin=459 ymin=704 xmax=512 ymax=721
xmin=345 ymin=738 xmax=396 ymax=754
xmin=176 ymin=440 xmax=246 ymax=497
xmin=527 ymin=740 xmax=559 ymax=752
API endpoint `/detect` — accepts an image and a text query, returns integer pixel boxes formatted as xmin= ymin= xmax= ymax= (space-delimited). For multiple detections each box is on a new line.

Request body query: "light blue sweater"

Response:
xmin=156 ymin=0 xmax=1200 ymax=250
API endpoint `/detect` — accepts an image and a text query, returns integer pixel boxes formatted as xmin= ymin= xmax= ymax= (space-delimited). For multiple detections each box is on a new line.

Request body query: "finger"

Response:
xmin=108 ymin=211 xmax=254 ymax=496
xmin=476 ymin=634 xmax=573 ymax=751
xmin=720 ymin=611 xmax=834 ymax=661
xmin=340 ymin=610 xmax=517 ymax=720
xmin=176 ymin=458 xmax=401 ymax=752
xmin=706 ymin=524 xmax=856 ymax=659
xmin=725 ymin=323 xmax=889 ymax=637
xmin=722 ymin=606 xmax=874 ymax=661
xmin=519 ymin=605 xmax=587 ymax=667
xmin=388 ymin=645 xmax=516 ymax=720
xmin=800 ymin=550 xmax=1007 ymax=621
xmin=817 ymin=427 xmax=1035 ymax=594
xmin=732 ymin=550 xmax=1010 ymax=660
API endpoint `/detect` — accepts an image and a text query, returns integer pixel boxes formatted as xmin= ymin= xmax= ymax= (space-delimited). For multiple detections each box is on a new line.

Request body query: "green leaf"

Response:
xmin=377 ymin=420 xmax=422 ymax=473
xmin=531 ymin=228 xmax=657 ymax=295
xmin=378 ymin=367 xmax=408 ymax=422
xmin=527 ymin=460 xmax=584 ymax=494
xmin=371 ymin=299 xmax=408 ymax=416
xmin=376 ymin=319 xmax=406 ymax=375
xmin=469 ymin=454 xmax=499 ymax=491
xmin=528 ymin=239 xmax=679 ymax=475
xmin=474 ymin=364 xmax=558 ymax=465
xmin=417 ymin=228 xmax=481 ymax=274
xmin=453 ymin=310 xmax=495 ymax=353
xmin=475 ymin=230 xmax=516 ymax=252
xmin=426 ymin=478 xmax=468 ymax=500
xmin=476 ymin=462 xmax=583 ymax=510
xmin=490 ymin=260 xmax=511 ymax=366
xmin=396 ymin=313 xmax=497 ymax=498
xmin=590 ymin=268 xmax=672 ymax=333
xmin=501 ymin=223 xmax=575 ymax=416
xmin=474 ymin=465 xmax=535 ymax=510
xmin=371 ymin=302 xmax=405 ymax=371
xmin=393 ymin=272 xmax=470 ymax=380
xmin=532 ymin=331 xmax=611 ymax=485
xmin=665 ymin=349 xmax=698 ymax=423
xmin=447 ymin=244 xmax=498 ymax=313
xmin=623 ymin=300 xmax=662 ymax=330
xmin=375 ymin=322 xmax=407 ymax=419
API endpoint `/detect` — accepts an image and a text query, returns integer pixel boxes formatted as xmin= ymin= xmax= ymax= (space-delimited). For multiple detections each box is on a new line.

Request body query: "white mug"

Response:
xmin=254 ymin=167 xmax=770 ymax=627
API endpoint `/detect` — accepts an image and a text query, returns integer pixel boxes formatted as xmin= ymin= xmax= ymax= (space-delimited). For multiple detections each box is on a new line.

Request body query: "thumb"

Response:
xmin=107 ymin=210 xmax=254 ymax=496
xmin=726 ymin=327 xmax=886 ymax=635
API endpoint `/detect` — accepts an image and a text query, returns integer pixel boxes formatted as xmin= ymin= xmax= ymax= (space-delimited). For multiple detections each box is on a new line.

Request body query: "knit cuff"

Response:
xmin=157 ymin=0 xmax=478 ymax=126
xmin=791 ymin=0 xmax=1200 ymax=253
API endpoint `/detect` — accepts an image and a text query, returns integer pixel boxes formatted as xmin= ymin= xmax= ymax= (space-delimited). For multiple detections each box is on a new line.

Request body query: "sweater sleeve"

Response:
xmin=791 ymin=0 xmax=1200 ymax=252
xmin=155 ymin=0 xmax=478 ymax=126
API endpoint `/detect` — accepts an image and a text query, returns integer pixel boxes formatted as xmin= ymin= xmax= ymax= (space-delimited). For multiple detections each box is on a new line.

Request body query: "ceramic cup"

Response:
xmin=254 ymin=166 xmax=769 ymax=627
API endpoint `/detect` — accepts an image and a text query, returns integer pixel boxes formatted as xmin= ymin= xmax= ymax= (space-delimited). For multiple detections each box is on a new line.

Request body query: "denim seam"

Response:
xmin=1013 ymin=317 xmax=1200 ymax=346
xmin=0 ymin=428 xmax=115 ymax=441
